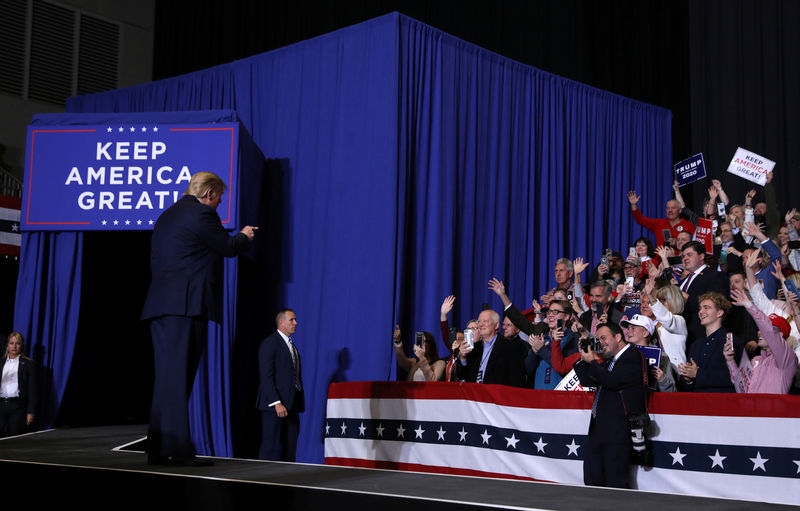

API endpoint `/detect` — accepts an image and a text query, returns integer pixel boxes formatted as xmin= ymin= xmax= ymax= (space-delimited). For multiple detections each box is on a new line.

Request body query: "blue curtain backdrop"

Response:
xmin=58 ymin=12 xmax=671 ymax=463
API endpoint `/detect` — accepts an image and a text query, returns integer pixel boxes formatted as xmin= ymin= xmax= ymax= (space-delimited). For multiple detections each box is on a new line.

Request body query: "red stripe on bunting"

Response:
xmin=324 ymin=457 xmax=554 ymax=483
xmin=328 ymin=381 xmax=800 ymax=418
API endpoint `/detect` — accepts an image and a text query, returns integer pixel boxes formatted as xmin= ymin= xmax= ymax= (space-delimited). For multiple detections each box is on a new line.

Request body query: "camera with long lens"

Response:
xmin=627 ymin=412 xmax=653 ymax=467
xmin=579 ymin=335 xmax=601 ymax=352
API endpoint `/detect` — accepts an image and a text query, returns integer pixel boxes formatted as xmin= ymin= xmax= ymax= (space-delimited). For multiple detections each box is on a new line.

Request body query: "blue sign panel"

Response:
xmin=674 ymin=152 xmax=707 ymax=187
xmin=22 ymin=122 xmax=239 ymax=231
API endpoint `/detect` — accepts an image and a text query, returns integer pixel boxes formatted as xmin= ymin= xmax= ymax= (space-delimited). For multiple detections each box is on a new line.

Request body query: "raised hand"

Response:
xmin=744 ymin=248 xmax=761 ymax=270
xmin=708 ymin=185 xmax=718 ymax=201
xmin=440 ymin=295 xmax=456 ymax=318
xmin=730 ymin=287 xmax=752 ymax=308
xmin=628 ymin=190 xmax=640 ymax=206
xmin=770 ymin=260 xmax=785 ymax=282
xmin=488 ymin=278 xmax=506 ymax=297
xmin=786 ymin=208 xmax=797 ymax=226
xmin=529 ymin=334 xmax=545 ymax=353
xmin=393 ymin=325 xmax=401 ymax=344
xmin=712 ymin=179 xmax=723 ymax=190
xmin=573 ymin=257 xmax=589 ymax=275
xmin=745 ymin=189 xmax=756 ymax=202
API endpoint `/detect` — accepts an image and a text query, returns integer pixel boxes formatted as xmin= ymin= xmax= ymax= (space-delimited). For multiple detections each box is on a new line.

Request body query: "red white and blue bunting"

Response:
xmin=324 ymin=382 xmax=800 ymax=506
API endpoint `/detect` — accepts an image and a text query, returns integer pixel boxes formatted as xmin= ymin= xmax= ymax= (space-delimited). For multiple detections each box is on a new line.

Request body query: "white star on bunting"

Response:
xmin=709 ymin=449 xmax=726 ymax=469
xmin=504 ymin=434 xmax=519 ymax=449
xmin=533 ymin=437 xmax=547 ymax=453
xmin=566 ymin=439 xmax=580 ymax=456
xmin=669 ymin=447 xmax=687 ymax=466
xmin=436 ymin=426 xmax=446 ymax=441
xmin=749 ymin=451 xmax=768 ymax=472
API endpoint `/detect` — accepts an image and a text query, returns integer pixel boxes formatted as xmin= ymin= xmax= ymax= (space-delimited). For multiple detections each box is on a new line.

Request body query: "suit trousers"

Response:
xmin=583 ymin=419 xmax=632 ymax=488
xmin=148 ymin=315 xmax=207 ymax=459
xmin=0 ymin=400 xmax=26 ymax=437
xmin=259 ymin=392 xmax=300 ymax=461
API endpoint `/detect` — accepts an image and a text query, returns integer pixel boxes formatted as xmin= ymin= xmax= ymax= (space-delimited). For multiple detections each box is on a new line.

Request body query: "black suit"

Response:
xmin=455 ymin=334 xmax=528 ymax=388
xmin=256 ymin=331 xmax=305 ymax=461
xmin=681 ymin=266 xmax=730 ymax=349
xmin=574 ymin=344 xmax=649 ymax=488
xmin=0 ymin=356 xmax=38 ymax=436
xmin=142 ymin=195 xmax=250 ymax=461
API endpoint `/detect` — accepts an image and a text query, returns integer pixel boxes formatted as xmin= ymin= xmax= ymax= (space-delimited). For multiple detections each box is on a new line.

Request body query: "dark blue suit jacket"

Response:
xmin=574 ymin=344 xmax=649 ymax=443
xmin=257 ymin=331 xmax=305 ymax=413
xmin=141 ymin=195 xmax=250 ymax=322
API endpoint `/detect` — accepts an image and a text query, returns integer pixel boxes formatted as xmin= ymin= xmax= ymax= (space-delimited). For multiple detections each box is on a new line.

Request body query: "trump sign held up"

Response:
xmin=23 ymin=122 xmax=239 ymax=231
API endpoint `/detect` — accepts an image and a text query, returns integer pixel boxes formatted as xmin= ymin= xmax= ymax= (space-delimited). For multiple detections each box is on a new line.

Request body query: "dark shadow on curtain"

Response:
xmin=56 ymin=231 xmax=153 ymax=427
xmin=235 ymin=157 xmax=286 ymax=457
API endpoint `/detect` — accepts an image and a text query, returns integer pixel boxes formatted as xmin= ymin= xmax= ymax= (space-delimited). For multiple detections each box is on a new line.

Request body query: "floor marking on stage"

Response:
xmin=0 ymin=455 xmax=558 ymax=511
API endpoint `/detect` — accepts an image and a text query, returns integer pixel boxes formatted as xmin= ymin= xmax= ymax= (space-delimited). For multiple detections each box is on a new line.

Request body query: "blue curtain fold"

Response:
xmin=53 ymin=12 xmax=671 ymax=463
xmin=13 ymin=231 xmax=83 ymax=426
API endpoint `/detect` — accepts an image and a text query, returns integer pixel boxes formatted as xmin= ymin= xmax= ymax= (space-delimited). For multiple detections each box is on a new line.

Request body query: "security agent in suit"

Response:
xmin=257 ymin=309 xmax=304 ymax=461
xmin=0 ymin=332 xmax=38 ymax=437
xmin=574 ymin=322 xmax=649 ymax=488
xmin=142 ymin=171 xmax=257 ymax=465
xmin=455 ymin=309 xmax=528 ymax=388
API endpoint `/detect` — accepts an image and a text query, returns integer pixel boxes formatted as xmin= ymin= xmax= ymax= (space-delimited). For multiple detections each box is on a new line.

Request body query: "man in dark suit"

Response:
xmin=142 ymin=171 xmax=256 ymax=465
xmin=679 ymin=241 xmax=729 ymax=348
xmin=455 ymin=309 xmax=528 ymax=388
xmin=574 ymin=322 xmax=649 ymax=488
xmin=257 ymin=309 xmax=304 ymax=461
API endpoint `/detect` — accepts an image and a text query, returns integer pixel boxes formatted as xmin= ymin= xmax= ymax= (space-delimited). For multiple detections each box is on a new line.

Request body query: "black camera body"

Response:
xmin=580 ymin=335 xmax=602 ymax=352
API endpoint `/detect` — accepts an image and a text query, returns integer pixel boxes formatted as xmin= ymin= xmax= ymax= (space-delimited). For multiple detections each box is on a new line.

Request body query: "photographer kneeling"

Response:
xmin=573 ymin=323 xmax=650 ymax=488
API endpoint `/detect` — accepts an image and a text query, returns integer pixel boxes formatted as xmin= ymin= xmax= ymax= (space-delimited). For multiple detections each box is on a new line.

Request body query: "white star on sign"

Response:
xmin=504 ymin=434 xmax=519 ymax=449
xmin=749 ymin=451 xmax=768 ymax=472
xmin=118 ymin=127 xmax=123 ymax=132
xmin=124 ymin=219 xmax=130 ymax=225
xmin=340 ymin=422 xmax=347 ymax=434
xmin=480 ymin=429 xmax=491 ymax=445
xmin=153 ymin=126 xmax=159 ymax=132
xmin=709 ymin=449 xmax=726 ymax=469
xmin=414 ymin=425 xmax=425 ymax=439
xmin=458 ymin=428 xmax=468 ymax=442
xmin=136 ymin=220 xmax=142 ymax=225
xmin=113 ymin=220 xmax=119 ymax=225
xmin=324 ymin=423 xmax=329 ymax=435
xmin=533 ymin=436 xmax=547 ymax=453
xmin=358 ymin=422 xmax=366 ymax=436
xmin=141 ymin=126 xmax=147 ymax=132
xmin=566 ymin=439 xmax=580 ymax=456
xmin=148 ymin=220 xmax=154 ymax=225
xmin=669 ymin=447 xmax=687 ymax=466
xmin=101 ymin=220 xmax=107 ymax=226
xmin=396 ymin=424 xmax=405 ymax=438
xmin=106 ymin=127 xmax=112 ymax=132
xmin=375 ymin=424 xmax=384 ymax=437
xmin=129 ymin=126 xmax=135 ymax=132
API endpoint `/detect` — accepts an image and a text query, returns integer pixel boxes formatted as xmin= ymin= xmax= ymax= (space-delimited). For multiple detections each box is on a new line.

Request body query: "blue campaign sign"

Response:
xmin=674 ymin=152 xmax=707 ymax=187
xmin=22 ymin=122 xmax=239 ymax=231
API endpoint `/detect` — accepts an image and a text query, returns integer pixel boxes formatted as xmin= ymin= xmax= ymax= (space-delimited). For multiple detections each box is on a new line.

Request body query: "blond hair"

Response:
xmin=183 ymin=171 xmax=226 ymax=199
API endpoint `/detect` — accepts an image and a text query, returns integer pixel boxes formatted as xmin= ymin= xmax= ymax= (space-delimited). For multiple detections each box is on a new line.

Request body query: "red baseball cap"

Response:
xmin=768 ymin=314 xmax=791 ymax=339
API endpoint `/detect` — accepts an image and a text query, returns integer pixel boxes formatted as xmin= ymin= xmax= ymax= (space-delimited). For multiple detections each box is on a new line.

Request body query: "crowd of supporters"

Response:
xmin=394 ymin=173 xmax=800 ymax=395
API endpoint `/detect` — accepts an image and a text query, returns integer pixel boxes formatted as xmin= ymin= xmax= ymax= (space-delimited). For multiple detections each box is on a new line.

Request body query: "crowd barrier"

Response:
xmin=324 ymin=381 xmax=800 ymax=506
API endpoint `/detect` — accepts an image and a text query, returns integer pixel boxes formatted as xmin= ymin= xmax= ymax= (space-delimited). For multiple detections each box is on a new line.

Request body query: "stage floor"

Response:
xmin=0 ymin=425 xmax=792 ymax=510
